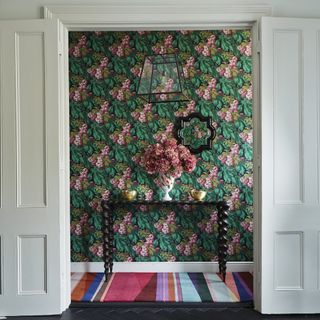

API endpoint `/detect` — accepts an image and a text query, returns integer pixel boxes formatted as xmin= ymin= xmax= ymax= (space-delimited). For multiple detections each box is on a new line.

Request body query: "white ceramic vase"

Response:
xmin=159 ymin=174 xmax=175 ymax=201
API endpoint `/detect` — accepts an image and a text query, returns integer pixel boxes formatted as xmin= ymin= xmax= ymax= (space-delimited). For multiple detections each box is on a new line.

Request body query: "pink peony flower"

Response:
xmin=139 ymin=138 xmax=196 ymax=178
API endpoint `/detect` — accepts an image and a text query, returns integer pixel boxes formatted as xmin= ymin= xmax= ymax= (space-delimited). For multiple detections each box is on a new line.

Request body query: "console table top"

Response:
xmin=101 ymin=199 xmax=228 ymax=207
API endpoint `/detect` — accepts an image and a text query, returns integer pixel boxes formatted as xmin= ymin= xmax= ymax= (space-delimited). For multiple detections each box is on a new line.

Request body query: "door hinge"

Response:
xmin=256 ymin=155 xmax=261 ymax=168
xmin=255 ymin=41 xmax=261 ymax=54
xmin=58 ymin=41 xmax=63 ymax=56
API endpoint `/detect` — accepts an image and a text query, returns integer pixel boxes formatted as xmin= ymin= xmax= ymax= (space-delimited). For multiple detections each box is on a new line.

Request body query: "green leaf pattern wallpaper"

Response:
xmin=69 ymin=30 xmax=253 ymax=262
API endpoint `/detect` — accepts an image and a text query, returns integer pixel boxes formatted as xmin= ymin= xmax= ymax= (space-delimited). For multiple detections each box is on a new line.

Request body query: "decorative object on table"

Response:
xmin=190 ymin=189 xmax=207 ymax=201
xmin=174 ymin=112 xmax=216 ymax=154
xmin=157 ymin=174 xmax=175 ymax=201
xmin=136 ymin=53 xmax=190 ymax=103
xmin=121 ymin=190 xmax=137 ymax=201
xmin=139 ymin=138 xmax=196 ymax=201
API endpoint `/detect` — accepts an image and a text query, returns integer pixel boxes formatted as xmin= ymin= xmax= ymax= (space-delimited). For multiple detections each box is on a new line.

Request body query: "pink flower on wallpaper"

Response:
xmin=123 ymin=212 xmax=132 ymax=224
xmin=79 ymin=79 xmax=88 ymax=90
xmin=203 ymin=89 xmax=211 ymax=100
xmin=240 ymin=175 xmax=253 ymax=188
xmin=224 ymin=67 xmax=232 ymax=78
xmin=70 ymin=35 xmax=87 ymax=57
xmin=227 ymin=243 xmax=234 ymax=255
xmin=227 ymin=188 xmax=241 ymax=210
xmin=205 ymin=222 xmax=213 ymax=234
xmin=95 ymin=156 xmax=103 ymax=168
xmin=210 ymin=212 xmax=218 ymax=223
xmin=183 ymin=244 xmax=191 ymax=256
xmin=230 ymin=144 xmax=240 ymax=155
xmin=164 ymin=35 xmax=173 ymax=48
xmin=70 ymin=78 xmax=88 ymax=102
xmin=130 ymin=66 xmax=141 ymax=77
xmin=230 ymin=99 xmax=239 ymax=111
xmin=89 ymin=244 xmax=103 ymax=258
xmin=72 ymin=46 xmax=81 ymax=57
xmin=140 ymin=245 xmax=149 ymax=257
xmin=238 ymin=41 xmax=252 ymax=57
xmin=169 ymin=256 xmax=176 ymax=262
xmin=145 ymin=190 xmax=153 ymax=201
xmin=110 ymin=123 xmax=131 ymax=146
xmin=207 ymin=34 xmax=216 ymax=47
xmin=232 ymin=233 xmax=241 ymax=244
xmin=161 ymin=222 xmax=170 ymax=234
xmin=122 ymin=35 xmax=130 ymax=46
xmin=116 ymin=90 xmax=124 ymax=101
xmin=229 ymin=56 xmax=238 ymax=68
xmin=225 ymin=111 xmax=233 ymax=122
xmin=73 ymin=90 xmax=81 ymax=102
xmin=118 ymin=223 xmax=127 ymax=235
xmin=73 ymin=135 xmax=82 ymax=147
xmin=95 ymin=68 xmax=103 ymax=79
xmin=133 ymin=245 xmax=141 ymax=254
xmin=122 ymin=79 xmax=131 ymax=90
xmin=189 ymin=234 xmax=198 ymax=244
xmin=240 ymin=131 xmax=253 ymax=144
xmin=197 ymin=166 xmax=218 ymax=189
xmin=166 ymin=211 xmax=175 ymax=223
xmin=145 ymin=234 xmax=154 ymax=245
xmin=202 ymin=45 xmax=210 ymax=57
xmin=80 ymin=167 xmax=88 ymax=178
xmin=102 ymin=190 xmax=110 ymax=201
xmin=73 ymin=224 xmax=82 ymax=236
xmin=131 ymin=103 xmax=152 ymax=123
xmin=174 ymin=100 xmax=196 ymax=117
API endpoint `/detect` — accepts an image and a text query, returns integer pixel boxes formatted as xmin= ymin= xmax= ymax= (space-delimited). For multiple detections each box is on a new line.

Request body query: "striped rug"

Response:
xmin=71 ymin=272 xmax=253 ymax=303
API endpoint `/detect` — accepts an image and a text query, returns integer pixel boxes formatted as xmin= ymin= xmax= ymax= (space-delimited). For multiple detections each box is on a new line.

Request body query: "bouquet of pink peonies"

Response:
xmin=139 ymin=138 xmax=197 ymax=179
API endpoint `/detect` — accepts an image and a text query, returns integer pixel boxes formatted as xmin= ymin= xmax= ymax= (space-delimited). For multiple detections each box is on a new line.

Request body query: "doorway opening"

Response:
xmin=68 ymin=28 xmax=255 ymax=304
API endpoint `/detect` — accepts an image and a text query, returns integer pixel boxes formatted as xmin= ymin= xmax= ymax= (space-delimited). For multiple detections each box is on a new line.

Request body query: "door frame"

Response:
xmin=44 ymin=3 xmax=270 ymax=312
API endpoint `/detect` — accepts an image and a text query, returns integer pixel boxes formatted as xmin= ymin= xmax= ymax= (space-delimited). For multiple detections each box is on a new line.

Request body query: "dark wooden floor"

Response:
xmin=8 ymin=307 xmax=320 ymax=320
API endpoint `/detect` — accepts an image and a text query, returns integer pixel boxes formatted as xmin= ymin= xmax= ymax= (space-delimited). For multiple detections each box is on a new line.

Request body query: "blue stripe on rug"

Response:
xmin=233 ymin=272 xmax=252 ymax=301
xmin=82 ymin=272 xmax=104 ymax=301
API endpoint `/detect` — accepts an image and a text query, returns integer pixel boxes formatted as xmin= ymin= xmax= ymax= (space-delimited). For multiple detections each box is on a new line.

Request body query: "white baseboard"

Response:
xmin=71 ymin=261 xmax=253 ymax=273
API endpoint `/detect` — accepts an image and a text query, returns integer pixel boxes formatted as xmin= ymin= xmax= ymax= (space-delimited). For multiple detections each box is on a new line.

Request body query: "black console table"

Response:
xmin=101 ymin=200 xmax=229 ymax=282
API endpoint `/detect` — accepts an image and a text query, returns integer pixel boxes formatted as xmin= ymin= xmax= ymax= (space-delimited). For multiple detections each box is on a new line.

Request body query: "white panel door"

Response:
xmin=0 ymin=20 xmax=64 ymax=316
xmin=260 ymin=17 xmax=320 ymax=313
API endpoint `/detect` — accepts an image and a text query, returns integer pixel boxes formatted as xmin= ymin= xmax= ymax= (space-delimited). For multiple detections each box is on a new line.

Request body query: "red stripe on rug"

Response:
xmin=71 ymin=273 xmax=96 ymax=302
xmin=135 ymin=273 xmax=157 ymax=301
xmin=104 ymin=272 xmax=155 ymax=302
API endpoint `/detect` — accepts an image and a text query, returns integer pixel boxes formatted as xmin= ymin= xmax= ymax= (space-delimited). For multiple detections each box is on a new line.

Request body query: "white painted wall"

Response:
xmin=1 ymin=0 xmax=320 ymax=20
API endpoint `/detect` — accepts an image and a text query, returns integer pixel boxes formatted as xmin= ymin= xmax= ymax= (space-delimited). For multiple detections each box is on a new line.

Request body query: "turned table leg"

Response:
xmin=217 ymin=201 xmax=229 ymax=282
xmin=102 ymin=201 xmax=113 ymax=282
xmin=108 ymin=205 xmax=114 ymax=274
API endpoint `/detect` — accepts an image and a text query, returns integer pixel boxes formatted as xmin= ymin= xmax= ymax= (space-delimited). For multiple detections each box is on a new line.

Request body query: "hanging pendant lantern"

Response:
xmin=136 ymin=53 xmax=189 ymax=103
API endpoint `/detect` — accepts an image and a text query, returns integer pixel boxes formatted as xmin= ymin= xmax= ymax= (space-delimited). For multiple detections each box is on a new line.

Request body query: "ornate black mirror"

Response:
xmin=174 ymin=112 xmax=216 ymax=154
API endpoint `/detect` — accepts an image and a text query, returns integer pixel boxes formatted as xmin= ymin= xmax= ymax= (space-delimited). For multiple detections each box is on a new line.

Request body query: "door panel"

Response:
xmin=0 ymin=20 xmax=63 ymax=316
xmin=260 ymin=17 xmax=320 ymax=313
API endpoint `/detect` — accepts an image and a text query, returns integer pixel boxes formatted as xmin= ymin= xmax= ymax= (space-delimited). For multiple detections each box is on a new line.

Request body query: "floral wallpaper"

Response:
xmin=69 ymin=30 xmax=253 ymax=262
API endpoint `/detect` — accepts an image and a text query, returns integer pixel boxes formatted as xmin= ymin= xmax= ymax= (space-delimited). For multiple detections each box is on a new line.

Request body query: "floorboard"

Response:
xmin=7 ymin=308 xmax=320 ymax=320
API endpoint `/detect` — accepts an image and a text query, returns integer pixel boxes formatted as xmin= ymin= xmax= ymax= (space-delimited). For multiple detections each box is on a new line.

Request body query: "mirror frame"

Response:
xmin=174 ymin=112 xmax=216 ymax=154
